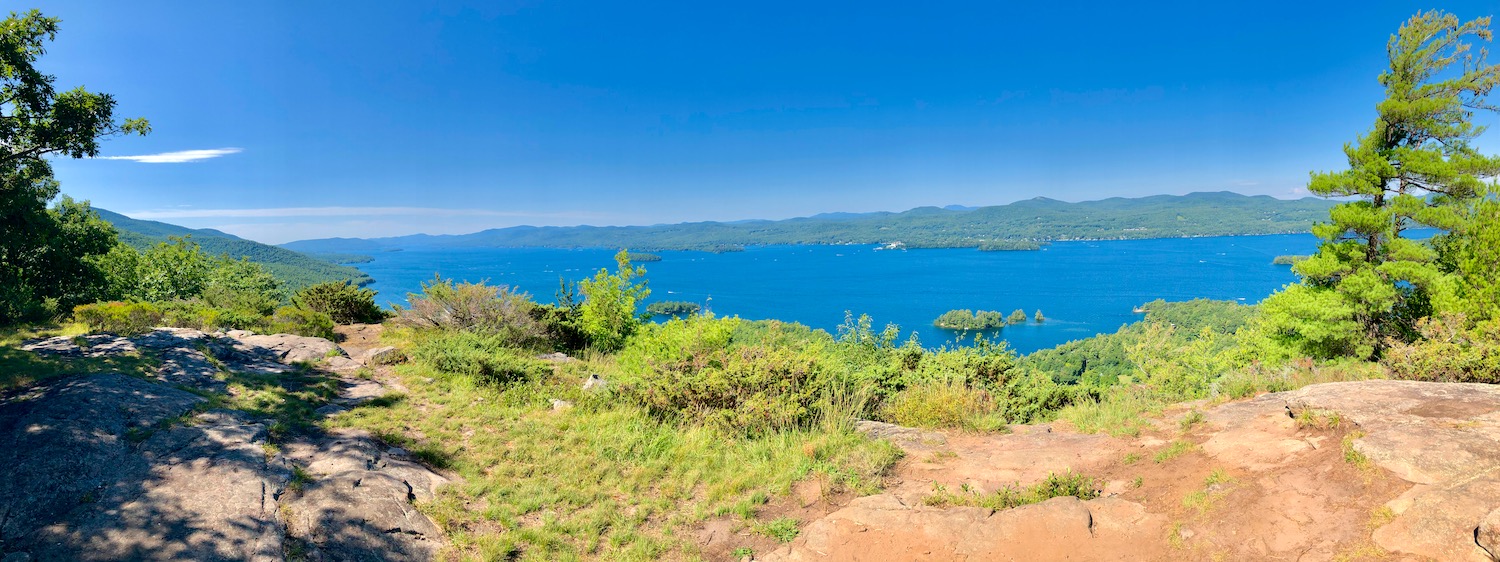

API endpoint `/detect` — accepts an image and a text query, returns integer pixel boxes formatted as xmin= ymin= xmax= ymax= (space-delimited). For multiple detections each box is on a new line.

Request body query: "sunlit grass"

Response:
xmin=331 ymin=358 xmax=902 ymax=561
xmin=1056 ymin=388 xmax=1165 ymax=437
xmin=0 ymin=322 xmax=156 ymax=391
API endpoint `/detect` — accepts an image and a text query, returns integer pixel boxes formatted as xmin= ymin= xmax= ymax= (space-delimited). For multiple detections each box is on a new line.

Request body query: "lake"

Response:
xmin=356 ymin=234 xmax=1317 ymax=355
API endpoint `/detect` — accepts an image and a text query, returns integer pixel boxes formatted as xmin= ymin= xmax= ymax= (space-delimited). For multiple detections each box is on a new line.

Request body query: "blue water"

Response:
xmin=356 ymin=234 xmax=1317 ymax=355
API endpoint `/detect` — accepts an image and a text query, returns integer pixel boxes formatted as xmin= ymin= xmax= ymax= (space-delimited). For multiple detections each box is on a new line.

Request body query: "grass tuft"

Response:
xmin=755 ymin=517 xmax=800 ymax=543
xmin=1179 ymin=409 xmax=1205 ymax=431
xmin=1153 ymin=440 xmax=1196 ymax=463
xmin=923 ymin=470 xmax=1098 ymax=510
xmin=1294 ymin=408 xmax=1344 ymax=430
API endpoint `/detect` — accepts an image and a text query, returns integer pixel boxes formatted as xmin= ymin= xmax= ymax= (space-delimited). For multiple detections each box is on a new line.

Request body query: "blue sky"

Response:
xmin=30 ymin=1 xmax=1500 ymax=243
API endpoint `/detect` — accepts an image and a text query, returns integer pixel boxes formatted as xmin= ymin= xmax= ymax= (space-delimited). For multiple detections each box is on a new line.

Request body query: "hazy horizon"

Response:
xmin=107 ymin=190 xmax=1322 ymax=245
xmin=29 ymin=1 xmax=1498 ymax=243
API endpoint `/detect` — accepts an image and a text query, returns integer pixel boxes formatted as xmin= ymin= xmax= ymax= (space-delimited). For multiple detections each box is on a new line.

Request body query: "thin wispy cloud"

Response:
xmin=126 ymin=206 xmax=607 ymax=220
xmin=98 ymin=147 xmax=243 ymax=163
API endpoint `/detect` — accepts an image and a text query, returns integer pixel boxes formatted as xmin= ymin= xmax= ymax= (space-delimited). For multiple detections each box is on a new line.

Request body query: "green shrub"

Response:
xmin=409 ymin=330 xmax=551 ymax=385
xmin=880 ymin=377 xmax=995 ymax=430
xmin=397 ymin=276 xmax=545 ymax=348
xmin=1384 ymin=315 xmax=1500 ymax=383
xmin=532 ymin=303 xmax=588 ymax=351
xmin=615 ymin=315 xmax=832 ymax=435
xmin=294 ymin=281 xmax=386 ymax=324
xmin=156 ymin=300 xmax=214 ymax=331
xmin=266 ymin=306 xmax=335 ymax=340
xmin=72 ymin=301 xmax=163 ymax=334
xmin=576 ymin=250 xmax=649 ymax=351
xmin=201 ymin=257 xmax=284 ymax=316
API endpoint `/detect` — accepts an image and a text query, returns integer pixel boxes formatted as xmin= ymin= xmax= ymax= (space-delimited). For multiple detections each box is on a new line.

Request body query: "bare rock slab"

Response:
xmin=233 ymin=333 xmax=345 ymax=365
xmin=0 ymin=375 xmax=286 ymax=561
xmin=1479 ymin=507 xmax=1500 ymax=561
xmin=762 ymin=495 xmax=1165 ymax=562
xmin=279 ymin=429 xmax=448 ymax=561
xmin=1286 ymin=380 xmax=1500 ymax=562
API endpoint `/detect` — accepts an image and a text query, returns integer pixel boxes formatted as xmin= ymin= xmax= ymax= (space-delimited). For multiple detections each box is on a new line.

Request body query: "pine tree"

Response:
xmin=1265 ymin=11 xmax=1500 ymax=358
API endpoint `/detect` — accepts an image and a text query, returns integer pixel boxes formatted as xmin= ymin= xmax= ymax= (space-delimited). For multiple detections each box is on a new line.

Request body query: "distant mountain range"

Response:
xmin=282 ymin=192 xmax=1336 ymax=254
xmin=93 ymin=208 xmax=372 ymax=288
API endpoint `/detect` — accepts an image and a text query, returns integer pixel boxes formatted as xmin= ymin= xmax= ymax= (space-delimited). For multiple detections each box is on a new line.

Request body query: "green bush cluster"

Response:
xmin=71 ymin=300 xmax=336 ymax=339
xmin=396 ymin=275 xmax=545 ymax=348
xmin=1384 ymin=315 xmax=1500 ymax=383
xmin=409 ymin=330 xmax=552 ymax=385
xmin=294 ymin=281 xmax=387 ymax=324
xmin=880 ymin=377 xmax=997 ymax=431
xmin=72 ymin=301 xmax=163 ymax=335
xmin=266 ymin=306 xmax=337 ymax=340
xmin=64 ymin=237 xmax=342 ymax=338
xmin=609 ymin=312 xmax=1059 ymax=435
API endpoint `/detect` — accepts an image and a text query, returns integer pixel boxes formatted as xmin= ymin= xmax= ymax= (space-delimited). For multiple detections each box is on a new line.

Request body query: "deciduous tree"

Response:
xmin=0 ymin=10 xmax=149 ymax=322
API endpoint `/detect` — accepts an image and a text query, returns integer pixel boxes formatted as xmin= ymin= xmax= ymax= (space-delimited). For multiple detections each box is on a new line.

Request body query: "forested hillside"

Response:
xmin=94 ymin=209 xmax=371 ymax=289
xmin=283 ymin=191 xmax=1335 ymax=253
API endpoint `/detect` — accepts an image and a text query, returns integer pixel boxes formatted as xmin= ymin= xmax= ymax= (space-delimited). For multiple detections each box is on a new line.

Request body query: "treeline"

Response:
xmin=71 ymin=236 xmax=388 ymax=338
xmin=283 ymin=191 xmax=1337 ymax=253
xmin=978 ymin=240 xmax=1045 ymax=251
xmin=96 ymin=208 xmax=373 ymax=289
xmin=1018 ymin=299 xmax=1252 ymax=386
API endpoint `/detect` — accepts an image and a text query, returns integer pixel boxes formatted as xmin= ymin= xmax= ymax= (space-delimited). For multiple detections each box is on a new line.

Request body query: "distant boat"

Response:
xmin=874 ymin=241 xmax=907 ymax=251
xmin=1132 ymin=306 xmax=1147 ymax=313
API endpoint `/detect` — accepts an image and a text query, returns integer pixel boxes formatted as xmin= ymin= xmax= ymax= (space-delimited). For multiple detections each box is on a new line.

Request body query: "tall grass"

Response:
xmin=1055 ymin=387 xmax=1165 ymax=437
xmin=880 ymin=377 xmax=1003 ymax=431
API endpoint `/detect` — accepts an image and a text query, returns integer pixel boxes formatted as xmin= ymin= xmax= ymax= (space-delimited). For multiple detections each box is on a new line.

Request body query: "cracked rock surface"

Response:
xmin=3 ymin=328 xmax=446 ymax=561
xmin=763 ymin=380 xmax=1500 ymax=562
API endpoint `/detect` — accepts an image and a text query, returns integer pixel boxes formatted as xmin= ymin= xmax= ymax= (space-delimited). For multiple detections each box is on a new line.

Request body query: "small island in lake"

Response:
xmin=1272 ymin=255 xmax=1309 ymax=265
xmin=934 ymin=308 xmax=1044 ymax=330
xmin=646 ymin=300 xmax=701 ymax=317
xmin=625 ymin=251 xmax=663 ymax=262
xmin=934 ymin=309 xmax=1007 ymax=330
xmin=978 ymin=239 xmax=1045 ymax=251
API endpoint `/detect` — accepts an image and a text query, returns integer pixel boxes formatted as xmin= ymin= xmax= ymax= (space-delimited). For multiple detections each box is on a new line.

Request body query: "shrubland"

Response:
xmin=4 ymin=8 xmax=1500 ymax=561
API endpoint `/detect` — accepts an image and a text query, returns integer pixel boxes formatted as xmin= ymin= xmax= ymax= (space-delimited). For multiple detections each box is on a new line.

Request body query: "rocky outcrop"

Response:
xmin=277 ymin=429 xmax=448 ymax=561
xmin=231 ymin=333 xmax=347 ymax=365
xmin=769 ymin=379 xmax=1500 ymax=561
xmin=2 ymin=328 xmax=447 ymax=562
xmin=766 ymin=494 xmax=1166 ymax=562
xmin=1286 ymin=380 xmax=1500 ymax=562
xmin=1480 ymin=508 xmax=1500 ymax=561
